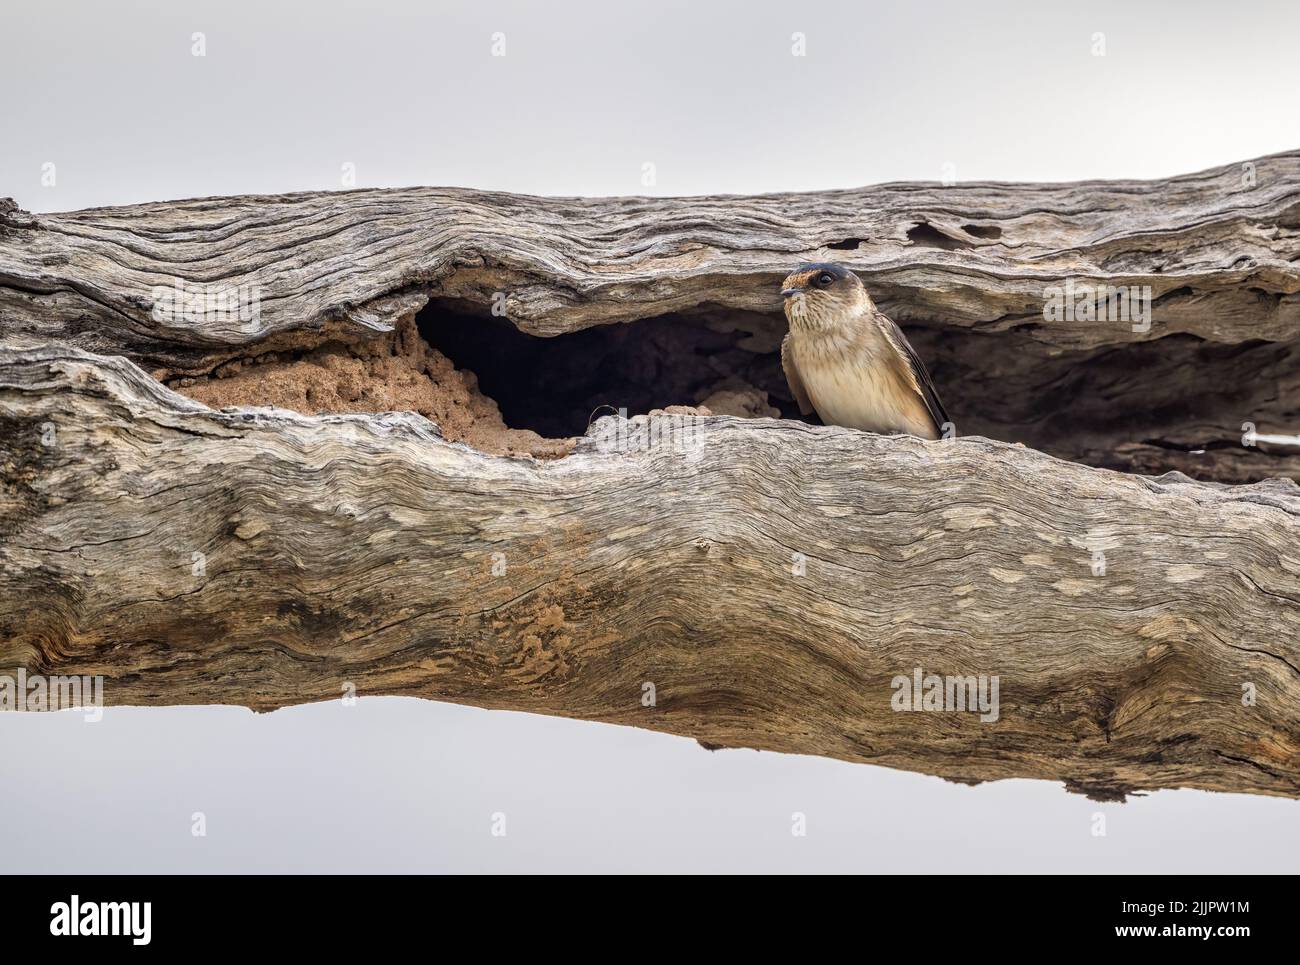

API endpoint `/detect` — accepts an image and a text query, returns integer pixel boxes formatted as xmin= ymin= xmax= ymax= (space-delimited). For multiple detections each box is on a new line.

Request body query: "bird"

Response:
xmin=779 ymin=262 xmax=948 ymax=440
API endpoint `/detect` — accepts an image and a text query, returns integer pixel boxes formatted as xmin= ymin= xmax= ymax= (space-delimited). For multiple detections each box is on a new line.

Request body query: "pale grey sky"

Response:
xmin=2 ymin=0 xmax=1298 ymax=872
xmin=5 ymin=0 xmax=1300 ymax=211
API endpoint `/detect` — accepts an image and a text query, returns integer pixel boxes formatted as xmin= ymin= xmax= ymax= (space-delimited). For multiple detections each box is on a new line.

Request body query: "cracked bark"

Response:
xmin=1 ymin=153 xmax=1299 ymax=800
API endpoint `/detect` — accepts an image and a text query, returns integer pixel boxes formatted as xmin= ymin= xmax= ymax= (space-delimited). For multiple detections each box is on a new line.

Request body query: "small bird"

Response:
xmin=780 ymin=262 xmax=948 ymax=439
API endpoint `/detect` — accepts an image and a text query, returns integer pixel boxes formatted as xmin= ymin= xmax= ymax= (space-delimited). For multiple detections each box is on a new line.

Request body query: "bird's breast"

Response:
xmin=794 ymin=336 xmax=936 ymax=438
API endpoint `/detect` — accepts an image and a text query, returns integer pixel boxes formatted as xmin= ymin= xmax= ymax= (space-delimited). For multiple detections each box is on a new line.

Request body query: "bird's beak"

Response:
xmin=781 ymin=287 xmax=803 ymax=299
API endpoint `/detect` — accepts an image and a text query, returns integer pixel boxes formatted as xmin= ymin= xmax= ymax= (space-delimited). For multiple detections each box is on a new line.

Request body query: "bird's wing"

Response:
xmin=781 ymin=334 xmax=814 ymax=416
xmin=870 ymin=310 xmax=950 ymax=434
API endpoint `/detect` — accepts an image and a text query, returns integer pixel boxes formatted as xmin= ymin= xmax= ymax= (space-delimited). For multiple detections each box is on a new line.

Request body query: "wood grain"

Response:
xmin=2 ymin=156 xmax=1299 ymax=798
xmin=2 ymin=345 xmax=1297 ymax=800
xmin=2 ymin=151 xmax=1298 ymax=371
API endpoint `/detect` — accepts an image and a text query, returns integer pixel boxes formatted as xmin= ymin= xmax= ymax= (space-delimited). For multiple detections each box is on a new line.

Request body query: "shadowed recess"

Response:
xmin=416 ymin=298 xmax=804 ymax=438
xmin=163 ymin=296 xmax=1299 ymax=482
xmin=417 ymin=298 xmax=1299 ymax=482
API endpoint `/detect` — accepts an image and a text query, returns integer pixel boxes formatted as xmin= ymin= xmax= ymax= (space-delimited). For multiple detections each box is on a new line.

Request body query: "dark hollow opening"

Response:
xmin=413 ymin=297 xmax=1296 ymax=484
xmin=416 ymin=299 xmax=806 ymax=439
xmin=906 ymin=222 xmax=973 ymax=250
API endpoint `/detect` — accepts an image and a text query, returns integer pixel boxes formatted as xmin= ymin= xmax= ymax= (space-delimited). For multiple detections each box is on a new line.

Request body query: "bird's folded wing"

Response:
xmin=781 ymin=334 xmax=814 ymax=415
xmin=871 ymin=311 xmax=950 ymax=433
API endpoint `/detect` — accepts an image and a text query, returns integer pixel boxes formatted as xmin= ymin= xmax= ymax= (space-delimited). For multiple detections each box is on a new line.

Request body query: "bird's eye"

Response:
xmin=817 ymin=272 xmax=835 ymax=287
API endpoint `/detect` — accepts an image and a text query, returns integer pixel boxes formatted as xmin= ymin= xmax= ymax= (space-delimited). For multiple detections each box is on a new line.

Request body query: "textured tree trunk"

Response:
xmin=1 ymin=153 xmax=1298 ymax=800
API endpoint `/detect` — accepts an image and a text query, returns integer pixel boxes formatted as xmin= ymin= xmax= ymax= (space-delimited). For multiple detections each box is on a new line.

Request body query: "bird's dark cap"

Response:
xmin=793 ymin=262 xmax=854 ymax=279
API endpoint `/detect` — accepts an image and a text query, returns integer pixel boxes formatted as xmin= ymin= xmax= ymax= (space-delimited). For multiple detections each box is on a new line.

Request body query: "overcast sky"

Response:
xmin=5 ymin=0 xmax=1300 ymax=211
xmin=3 ymin=0 xmax=1298 ymax=872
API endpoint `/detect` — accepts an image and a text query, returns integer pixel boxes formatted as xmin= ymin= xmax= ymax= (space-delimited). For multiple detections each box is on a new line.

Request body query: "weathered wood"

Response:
xmin=2 ymin=345 xmax=1297 ymax=800
xmin=4 ymin=155 xmax=1300 ymax=481
xmin=2 ymin=152 xmax=1298 ymax=368
xmin=2 ymin=157 xmax=1299 ymax=799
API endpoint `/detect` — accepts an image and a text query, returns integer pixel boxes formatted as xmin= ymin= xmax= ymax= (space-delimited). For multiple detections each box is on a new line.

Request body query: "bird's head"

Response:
xmin=780 ymin=262 xmax=871 ymax=331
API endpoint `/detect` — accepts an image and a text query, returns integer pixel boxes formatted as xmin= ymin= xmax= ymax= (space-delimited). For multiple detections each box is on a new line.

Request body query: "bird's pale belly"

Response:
xmin=804 ymin=355 xmax=936 ymax=438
